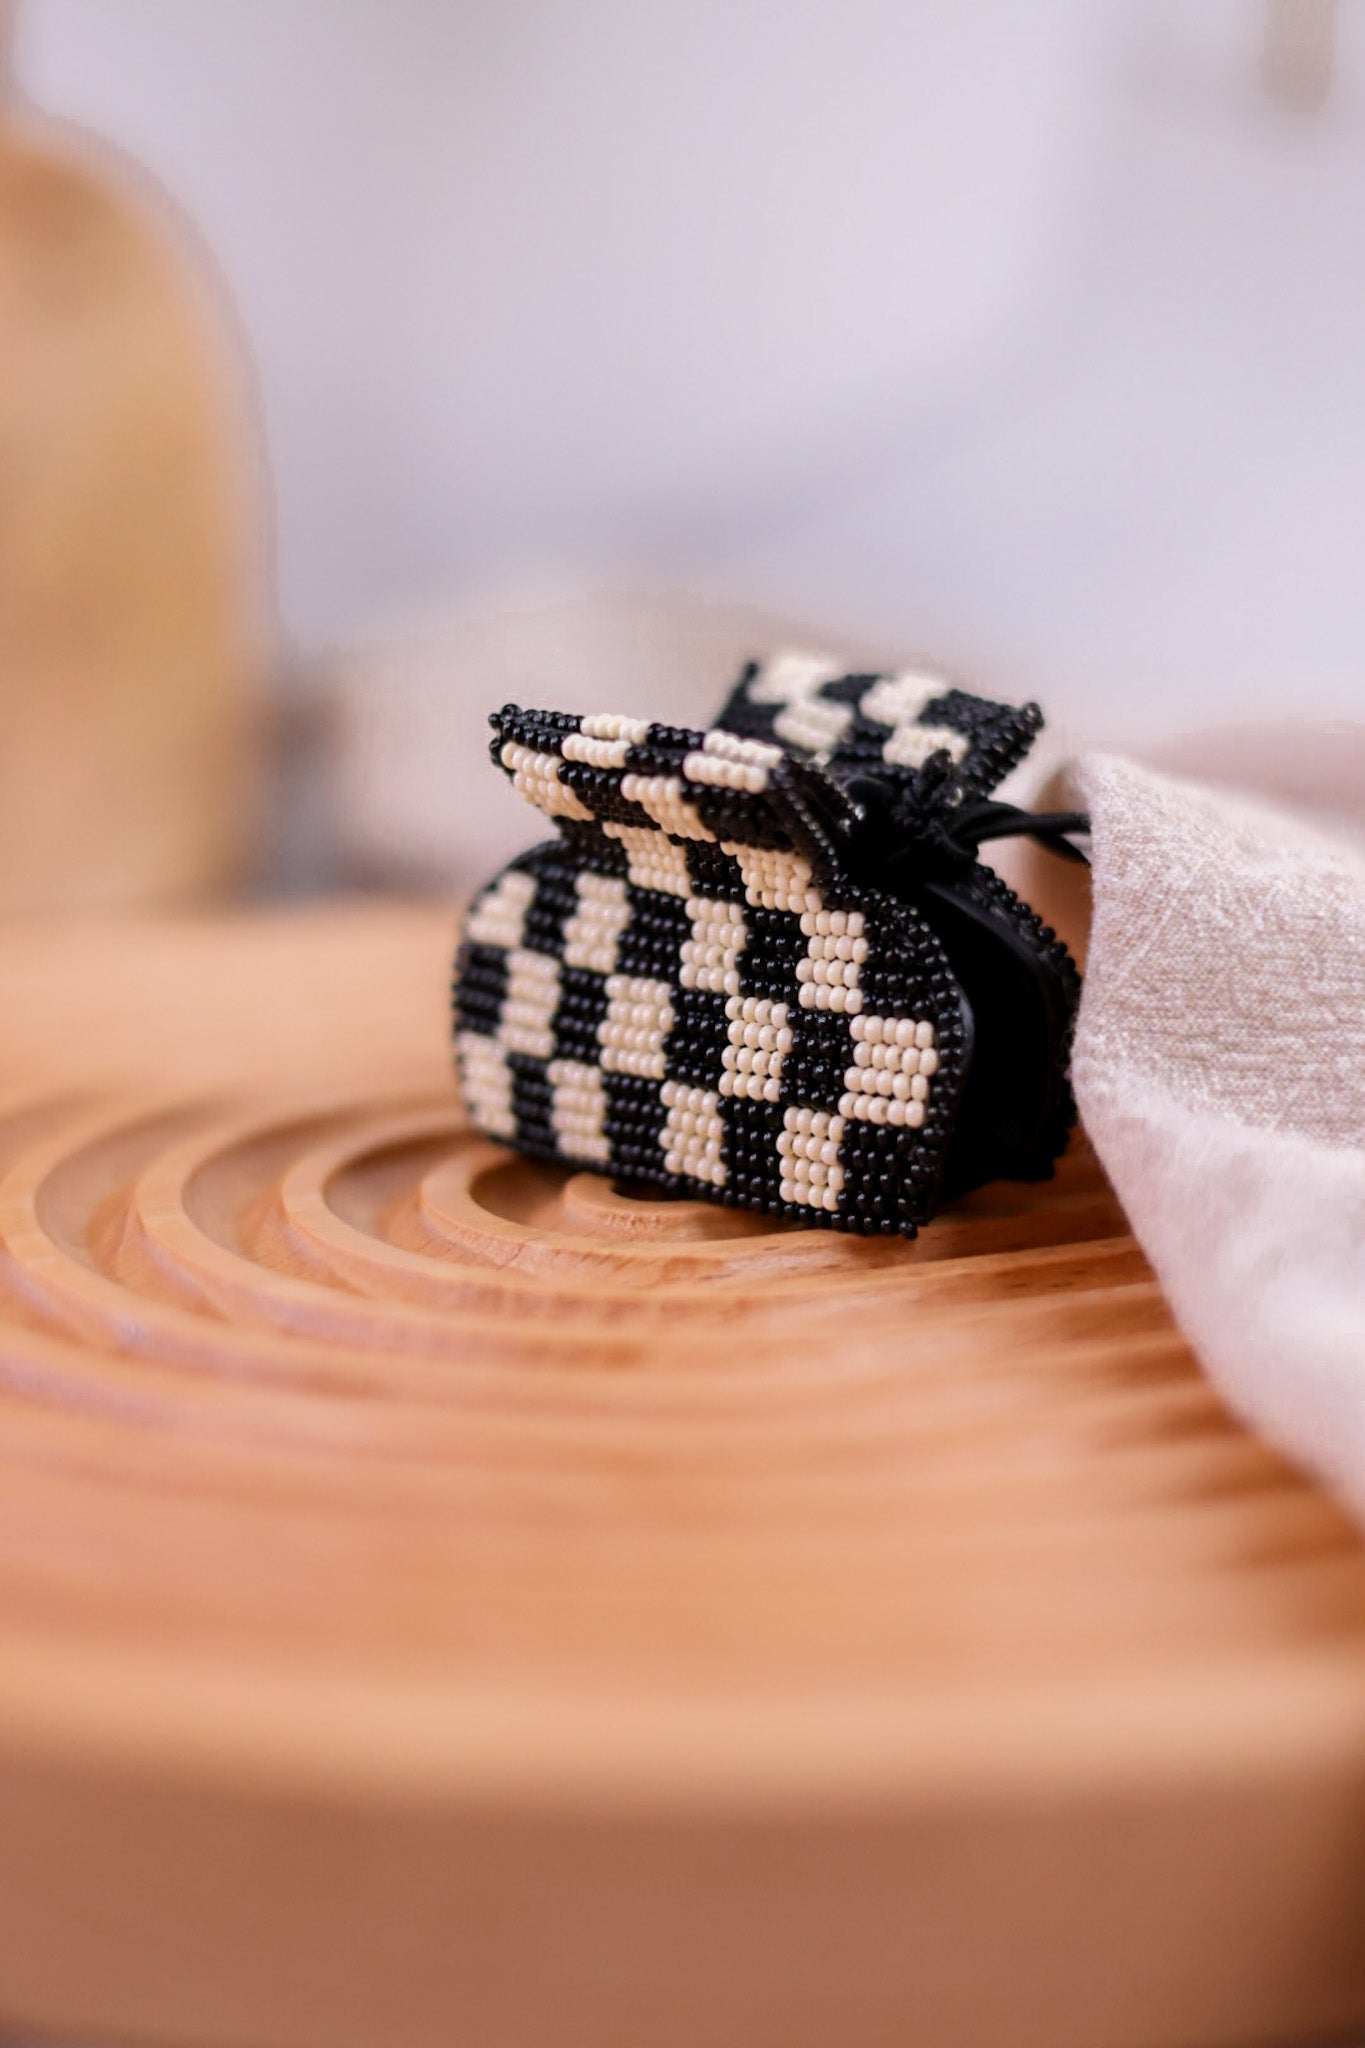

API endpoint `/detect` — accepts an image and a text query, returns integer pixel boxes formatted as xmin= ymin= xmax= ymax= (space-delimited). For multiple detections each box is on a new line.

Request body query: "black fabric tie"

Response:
xmin=845 ymin=768 xmax=1090 ymax=881
xmin=947 ymin=799 xmax=1091 ymax=867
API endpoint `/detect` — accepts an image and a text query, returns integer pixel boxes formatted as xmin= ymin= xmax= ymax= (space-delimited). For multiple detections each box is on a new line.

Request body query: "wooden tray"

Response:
xmin=2 ymin=903 xmax=1364 ymax=2048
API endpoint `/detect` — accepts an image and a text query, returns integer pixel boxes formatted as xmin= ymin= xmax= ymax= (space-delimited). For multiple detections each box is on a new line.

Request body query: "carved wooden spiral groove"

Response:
xmin=1 ymin=907 xmax=1363 ymax=2048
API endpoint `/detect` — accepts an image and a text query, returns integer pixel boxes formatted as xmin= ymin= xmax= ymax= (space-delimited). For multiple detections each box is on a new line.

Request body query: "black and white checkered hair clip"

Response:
xmin=452 ymin=656 xmax=1087 ymax=1237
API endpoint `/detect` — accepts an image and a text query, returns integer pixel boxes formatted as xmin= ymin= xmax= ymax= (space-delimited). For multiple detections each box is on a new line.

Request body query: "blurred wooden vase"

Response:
xmin=0 ymin=111 xmax=263 ymax=911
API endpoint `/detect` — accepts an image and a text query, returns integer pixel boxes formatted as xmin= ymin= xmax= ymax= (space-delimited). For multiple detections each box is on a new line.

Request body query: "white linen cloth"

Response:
xmin=1071 ymin=747 xmax=1365 ymax=1517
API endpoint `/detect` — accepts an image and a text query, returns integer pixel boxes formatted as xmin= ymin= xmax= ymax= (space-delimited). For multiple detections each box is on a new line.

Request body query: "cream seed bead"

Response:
xmin=548 ymin=1058 xmax=610 ymax=1164
xmin=726 ymin=844 xmax=819 ymax=916
xmin=456 ymin=1032 xmax=516 ymax=1140
xmin=851 ymin=1011 xmax=934 ymax=1049
xmin=841 ymin=1009 xmax=936 ymax=1127
xmin=751 ymin=651 xmax=841 ymax=697
xmin=681 ymin=752 xmax=771 ymax=794
xmin=582 ymin=712 xmax=644 ymax=740
xmin=858 ymin=669 xmax=942 ymax=729
xmin=561 ymin=730 xmax=634 ymax=769
xmin=753 ymin=655 xmax=839 ymax=704
xmin=620 ymin=773 xmax=715 ymax=842
xmin=683 ymin=727 xmax=782 ymax=793
xmin=704 ymin=729 xmax=780 ymax=763
xmin=778 ymin=1105 xmax=845 ymax=1213
xmin=501 ymin=744 xmax=595 ymax=822
xmin=600 ymin=975 xmax=674 ymax=1079
xmin=682 ymin=897 xmax=746 ymax=997
xmin=855 ymin=672 xmax=971 ymax=772
xmin=574 ymin=713 xmax=647 ymax=763
xmin=772 ymin=696 xmax=852 ymax=757
xmin=562 ymin=872 xmax=631 ymax=975
xmin=660 ymin=1080 xmax=726 ymax=1187
xmin=602 ymin=824 xmax=692 ymax=898
xmin=498 ymin=949 xmax=560 ymax=1060
xmin=465 ymin=869 xmax=536 ymax=951
xmin=882 ymin=720 xmax=969 ymax=770
xmin=721 ymin=996 xmax=790 ymax=1102
xmin=801 ymin=914 xmax=863 ymax=1013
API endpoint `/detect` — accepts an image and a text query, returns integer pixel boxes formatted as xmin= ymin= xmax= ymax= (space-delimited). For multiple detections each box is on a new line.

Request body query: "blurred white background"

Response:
xmin=11 ymin=0 xmax=1364 ymax=878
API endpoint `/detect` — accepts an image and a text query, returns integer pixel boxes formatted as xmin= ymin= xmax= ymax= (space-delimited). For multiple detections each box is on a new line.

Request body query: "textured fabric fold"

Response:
xmin=1072 ymin=752 xmax=1365 ymax=1517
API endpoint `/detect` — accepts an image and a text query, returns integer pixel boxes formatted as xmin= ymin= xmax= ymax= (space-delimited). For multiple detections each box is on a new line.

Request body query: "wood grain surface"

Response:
xmin=1 ymin=902 xmax=1364 ymax=2048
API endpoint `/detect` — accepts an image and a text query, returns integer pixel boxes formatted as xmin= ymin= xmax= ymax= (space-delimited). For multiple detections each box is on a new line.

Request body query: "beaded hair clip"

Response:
xmin=452 ymin=655 xmax=1087 ymax=1237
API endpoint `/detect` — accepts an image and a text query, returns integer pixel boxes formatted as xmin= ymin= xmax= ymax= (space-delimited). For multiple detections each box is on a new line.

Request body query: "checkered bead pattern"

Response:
xmin=453 ymin=705 xmax=969 ymax=1235
xmin=715 ymin=650 xmax=1043 ymax=803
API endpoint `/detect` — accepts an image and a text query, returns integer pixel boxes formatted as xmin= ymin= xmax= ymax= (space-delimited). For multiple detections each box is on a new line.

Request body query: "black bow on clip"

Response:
xmin=942 ymin=799 xmax=1091 ymax=866
xmin=843 ymin=755 xmax=1090 ymax=886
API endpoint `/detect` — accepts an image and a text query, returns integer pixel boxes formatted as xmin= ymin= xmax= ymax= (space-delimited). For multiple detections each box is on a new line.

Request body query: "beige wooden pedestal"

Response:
xmin=1 ymin=903 xmax=1364 ymax=2048
xmin=0 ymin=116 xmax=263 ymax=913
